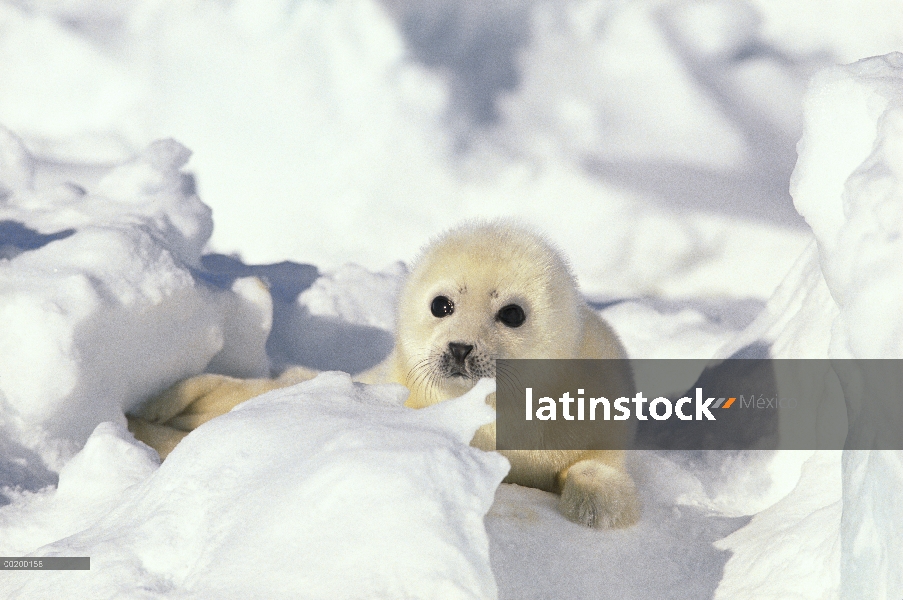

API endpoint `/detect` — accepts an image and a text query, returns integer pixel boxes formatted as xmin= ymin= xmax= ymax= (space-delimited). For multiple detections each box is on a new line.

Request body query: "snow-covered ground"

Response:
xmin=0 ymin=1 xmax=901 ymax=598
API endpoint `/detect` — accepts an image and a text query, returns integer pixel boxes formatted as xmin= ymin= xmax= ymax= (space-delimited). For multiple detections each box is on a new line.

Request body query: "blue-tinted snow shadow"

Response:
xmin=387 ymin=0 xmax=825 ymax=228
xmin=0 ymin=427 xmax=59 ymax=506
xmin=198 ymin=254 xmax=394 ymax=375
xmin=385 ymin=0 xmax=534 ymax=127
xmin=590 ymin=296 xmax=766 ymax=333
xmin=487 ymin=481 xmax=749 ymax=600
xmin=585 ymin=158 xmax=808 ymax=229
xmin=198 ymin=253 xmax=321 ymax=303
xmin=633 ymin=343 xmax=778 ymax=451
xmin=582 ymin=2 xmax=827 ymax=229
xmin=0 ymin=220 xmax=76 ymax=260
xmin=266 ymin=306 xmax=395 ymax=376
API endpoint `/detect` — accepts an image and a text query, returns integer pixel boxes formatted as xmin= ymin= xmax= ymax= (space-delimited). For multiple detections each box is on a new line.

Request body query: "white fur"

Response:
xmin=364 ymin=220 xmax=640 ymax=528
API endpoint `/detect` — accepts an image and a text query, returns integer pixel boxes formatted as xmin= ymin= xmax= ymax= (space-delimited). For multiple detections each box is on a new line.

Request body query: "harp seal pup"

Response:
xmin=363 ymin=222 xmax=639 ymax=528
xmin=129 ymin=221 xmax=639 ymax=528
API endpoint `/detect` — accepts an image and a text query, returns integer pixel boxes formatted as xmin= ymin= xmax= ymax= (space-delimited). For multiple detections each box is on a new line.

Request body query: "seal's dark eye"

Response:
xmin=431 ymin=296 xmax=454 ymax=318
xmin=497 ymin=304 xmax=526 ymax=328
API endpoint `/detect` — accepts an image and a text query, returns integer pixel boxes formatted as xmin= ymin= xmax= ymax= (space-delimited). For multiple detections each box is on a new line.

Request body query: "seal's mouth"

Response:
xmin=438 ymin=352 xmax=496 ymax=381
xmin=443 ymin=363 xmax=470 ymax=378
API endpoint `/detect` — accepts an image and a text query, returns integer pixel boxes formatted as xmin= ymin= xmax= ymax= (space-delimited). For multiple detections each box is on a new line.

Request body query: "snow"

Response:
xmin=0 ymin=421 xmax=159 ymax=559
xmin=790 ymin=53 xmax=903 ymax=599
xmin=1 ymin=376 xmax=507 ymax=599
xmin=0 ymin=0 xmax=901 ymax=598
xmin=750 ymin=0 xmax=903 ymax=63
xmin=714 ymin=450 xmax=842 ymax=600
xmin=704 ymin=52 xmax=903 ymax=599
xmin=793 ymin=53 xmax=903 ymax=359
xmin=0 ymin=0 xmax=816 ymax=299
xmin=0 ymin=133 xmax=271 ymax=467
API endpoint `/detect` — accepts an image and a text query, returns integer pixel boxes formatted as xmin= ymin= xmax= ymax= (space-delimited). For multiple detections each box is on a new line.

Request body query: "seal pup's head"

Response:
xmin=395 ymin=221 xmax=588 ymax=408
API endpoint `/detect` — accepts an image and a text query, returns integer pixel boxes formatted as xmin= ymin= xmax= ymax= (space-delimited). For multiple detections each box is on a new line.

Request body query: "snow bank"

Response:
xmin=793 ymin=54 xmax=903 ymax=359
xmin=0 ymin=130 xmax=270 ymax=470
xmin=0 ymin=142 xmax=506 ymax=596
xmin=791 ymin=53 xmax=903 ymax=599
xmin=0 ymin=3 xmax=898 ymax=597
xmin=0 ymin=0 xmax=818 ymax=300
xmin=706 ymin=53 xmax=903 ymax=598
xmin=0 ymin=374 xmax=508 ymax=600
xmin=0 ymin=421 xmax=159 ymax=558
xmin=714 ymin=451 xmax=842 ymax=600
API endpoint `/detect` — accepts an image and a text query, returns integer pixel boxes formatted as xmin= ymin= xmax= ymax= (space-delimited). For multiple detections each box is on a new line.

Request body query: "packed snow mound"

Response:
xmin=793 ymin=52 xmax=903 ymax=359
xmin=701 ymin=53 xmax=903 ymax=599
xmin=0 ymin=421 xmax=159 ymax=558
xmin=0 ymin=133 xmax=271 ymax=469
xmin=0 ymin=374 xmax=508 ymax=600
xmin=0 ymin=0 xmax=455 ymax=266
xmin=790 ymin=53 xmax=903 ymax=600
xmin=714 ymin=451 xmax=842 ymax=600
xmin=297 ymin=261 xmax=405 ymax=331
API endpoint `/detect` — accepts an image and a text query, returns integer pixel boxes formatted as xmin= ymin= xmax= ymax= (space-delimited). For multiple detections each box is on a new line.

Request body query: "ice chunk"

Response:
xmin=719 ymin=52 xmax=903 ymax=598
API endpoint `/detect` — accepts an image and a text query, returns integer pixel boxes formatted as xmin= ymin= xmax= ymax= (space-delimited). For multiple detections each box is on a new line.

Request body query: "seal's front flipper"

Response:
xmin=126 ymin=415 xmax=188 ymax=460
xmin=558 ymin=460 xmax=640 ymax=529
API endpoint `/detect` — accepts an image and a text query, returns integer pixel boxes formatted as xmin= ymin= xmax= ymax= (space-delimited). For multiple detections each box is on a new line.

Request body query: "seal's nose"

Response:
xmin=448 ymin=342 xmax=474 ymax=365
